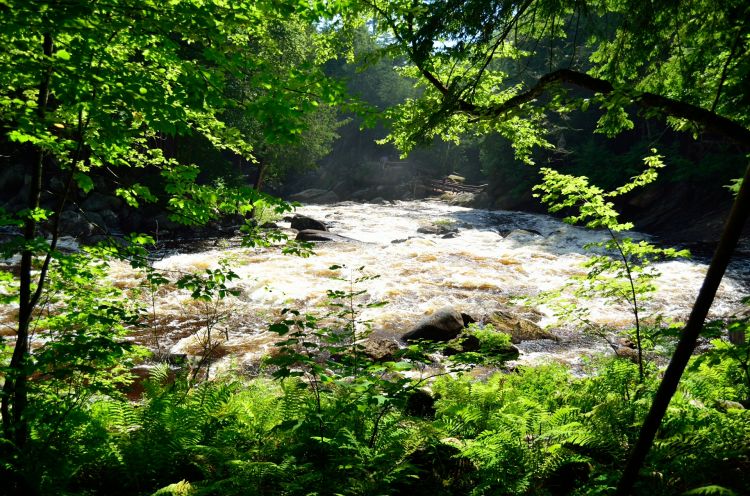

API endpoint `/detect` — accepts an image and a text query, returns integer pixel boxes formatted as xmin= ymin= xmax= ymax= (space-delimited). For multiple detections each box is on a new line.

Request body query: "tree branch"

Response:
xmin=432 ymin=68 xmax=750 ymax=146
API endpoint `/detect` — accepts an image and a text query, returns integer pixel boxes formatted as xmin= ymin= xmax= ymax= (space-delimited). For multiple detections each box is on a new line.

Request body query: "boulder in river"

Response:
xmin=417 ymin=219 xmax=459 ymax=236
xmin=446 ymin=192 xmax=476 ymax=206
xmin=485 ymin=310 xmax=555 ymax=344
xmin=402 ymin=307 xmax=465 ymax=342
xmin=362 ymin=337 xmax=400 ymax=362
xmin=295 ymin=229 xmax=358 ymax=243
xmin=290 ymin=214 xmax=327 ymax=231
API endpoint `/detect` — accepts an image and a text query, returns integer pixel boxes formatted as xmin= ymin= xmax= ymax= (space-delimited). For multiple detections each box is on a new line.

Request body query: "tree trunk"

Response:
xmin=253 ymin=161 xmax=267 ymax=193
xmin=616 ymin=159 xmax=750 ymax=494
xmin=248 ymin=161 xmax=267 ymax=220
xmin=1 ymin=32 xmax=53 ymax=447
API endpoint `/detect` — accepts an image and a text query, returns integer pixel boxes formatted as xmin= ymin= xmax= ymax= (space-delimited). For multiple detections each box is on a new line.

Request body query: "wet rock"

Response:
xmin=441 ymin=232 xmax=458 ymax=239
xmin=405 ymin=389 xmax=436 ymax=418
xmin=289 ymin=188 xmax=339 ymax=204
xmin=362 ymin=337 xmax=400 ymax=362
xmin=486 ymin=310 xmax=555 ymax=344
xmin=402 ymin=307 xmax=465 ymax=342
xmin=461 ymin=312 xmax=476 ymax=326
xmin=260 ymin=221 xmax=278 ymax=229
xmin=55 ymin=236 xmax=80 ymax=252
xmin=493 ymin=344 xmax=520 ymax=361
xmin=295 ymin=229 xmax=357 ymax=243
xmin=417 ymin=220 xmax=458 ymax=235
xmin=290 ymin=214 xmax=327 ymax=231
xmin=447 ymin=192 xmax=476 ymax=206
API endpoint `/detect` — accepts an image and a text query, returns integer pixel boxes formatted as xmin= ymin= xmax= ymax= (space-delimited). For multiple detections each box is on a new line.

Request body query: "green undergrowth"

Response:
xmin=2 ymin=262 xmax=749 ymax=495
xmin=2 ymin=351 xmax=749 ymax=496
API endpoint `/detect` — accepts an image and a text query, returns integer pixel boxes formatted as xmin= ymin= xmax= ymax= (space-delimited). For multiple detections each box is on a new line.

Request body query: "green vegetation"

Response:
xmin=3 ymin=343 xmax=750 ymax=495
xmin=1 ymin=0 xmax=750 ymax=495
xmin=367 ymin=0 xmax=750 ymax=491
xmin=535 ymin=151 xmax=690 ymax=380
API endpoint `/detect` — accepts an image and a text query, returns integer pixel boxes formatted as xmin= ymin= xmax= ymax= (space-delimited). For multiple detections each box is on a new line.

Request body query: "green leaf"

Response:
xmin=74 ymin=172 xmax=95 ymax=193
xmin=269 ymin=323 xmax=290 ymax=334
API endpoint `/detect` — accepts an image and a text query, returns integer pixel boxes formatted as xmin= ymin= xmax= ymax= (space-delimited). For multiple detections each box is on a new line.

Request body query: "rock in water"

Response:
xmin=362 ymin=337 xmax=400 ymax=362
xmin=290 ymin=214 xmax=327 ymax=231
xmin=295 ymin=229 xmax=357 ymax=243
xmin=402 ymin=307 xmax=465 ymax=342
xmin=416 ymin=220 xmax=458 ymax=235
xmin=486 ymin=310 xmax=556 ymax=344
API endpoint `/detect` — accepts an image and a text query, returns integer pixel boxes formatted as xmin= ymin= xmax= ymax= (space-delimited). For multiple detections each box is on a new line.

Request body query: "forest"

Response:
xmin=0 ymin=0 xmax=749 ymax=495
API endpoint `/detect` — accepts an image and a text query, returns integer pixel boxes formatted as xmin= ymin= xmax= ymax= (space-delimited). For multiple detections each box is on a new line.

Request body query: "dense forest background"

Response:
xmin=2 ymin=23 xmax=746 ymax=247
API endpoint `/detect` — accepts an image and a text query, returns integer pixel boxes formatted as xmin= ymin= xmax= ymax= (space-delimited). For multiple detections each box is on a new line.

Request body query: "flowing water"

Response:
xmin=95 ymin=200 xmax=749 ymax=374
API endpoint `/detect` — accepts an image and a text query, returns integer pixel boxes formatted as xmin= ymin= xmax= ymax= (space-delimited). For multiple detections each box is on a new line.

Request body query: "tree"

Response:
xmin=221 ymin=16 xmax=349 ymax=192
xmin=0 ymin=0 xmax=349 ymax=449
xmin=365 ymin=0 xmax=750 ymax=492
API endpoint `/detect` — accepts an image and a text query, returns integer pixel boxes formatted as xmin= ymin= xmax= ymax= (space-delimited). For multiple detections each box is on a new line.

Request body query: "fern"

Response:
xmin=683 ymin=485 xmax=738 ymax=495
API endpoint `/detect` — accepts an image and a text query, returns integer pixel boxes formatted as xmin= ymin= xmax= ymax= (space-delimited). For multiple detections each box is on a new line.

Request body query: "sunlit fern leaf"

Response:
xmin=150 ymin=479 xmax=195 ymax=496
xmin=683 ymin=485 xmax=738 ymax=496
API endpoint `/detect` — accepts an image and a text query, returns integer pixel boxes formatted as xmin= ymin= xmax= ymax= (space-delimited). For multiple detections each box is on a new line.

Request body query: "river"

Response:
xmin=98 ymin=200 xmax=749 ymax=374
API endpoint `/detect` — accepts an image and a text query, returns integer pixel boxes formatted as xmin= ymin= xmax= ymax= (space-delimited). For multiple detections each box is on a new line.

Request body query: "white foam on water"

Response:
xmin=58 ymin=200 xmax=748 ymax=371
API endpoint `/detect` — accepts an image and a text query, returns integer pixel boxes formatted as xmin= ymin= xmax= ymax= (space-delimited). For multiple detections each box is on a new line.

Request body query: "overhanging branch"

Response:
xmin=435 ymin=68 xmax=750 ymax=145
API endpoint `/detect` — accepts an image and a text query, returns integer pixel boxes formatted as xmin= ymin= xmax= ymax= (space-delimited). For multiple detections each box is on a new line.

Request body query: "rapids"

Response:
xmin=105 ymin=200 xmax=749 ymax=373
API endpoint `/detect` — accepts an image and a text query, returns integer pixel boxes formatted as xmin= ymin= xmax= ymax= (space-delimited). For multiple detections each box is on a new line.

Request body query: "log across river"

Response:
xmin=96 ymin=200 xmax=750 ymax=373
